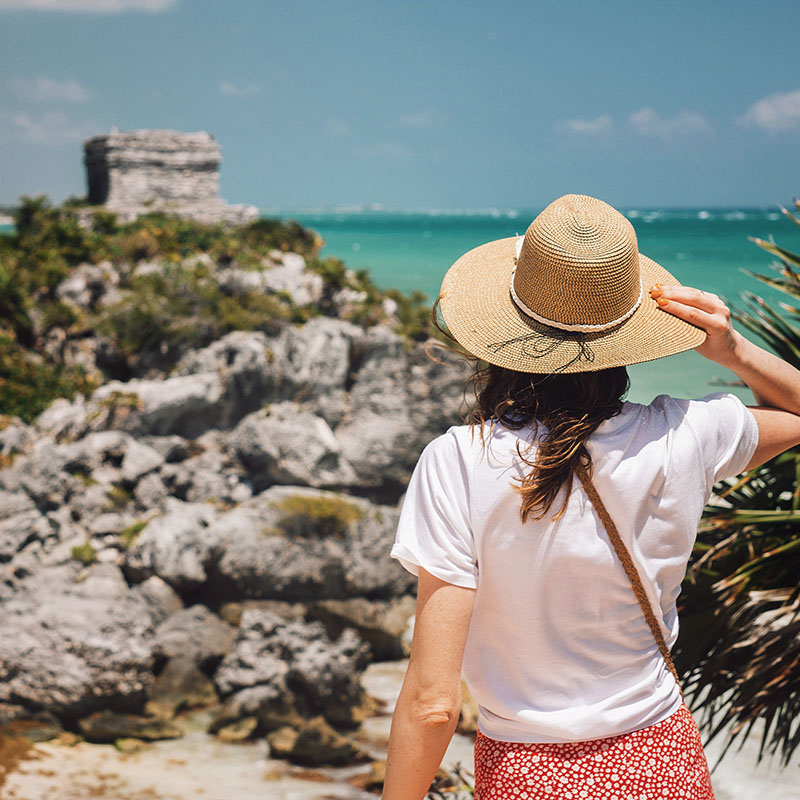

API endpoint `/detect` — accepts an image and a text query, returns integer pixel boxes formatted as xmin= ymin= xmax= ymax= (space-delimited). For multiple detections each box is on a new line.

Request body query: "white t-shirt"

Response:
xmin=390 ymin=392 xmax=759 ymax=743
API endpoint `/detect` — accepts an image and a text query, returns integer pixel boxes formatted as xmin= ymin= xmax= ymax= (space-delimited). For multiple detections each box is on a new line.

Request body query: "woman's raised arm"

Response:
xmin=382 ymin=568 xmax=476 ymax=800
xmin=649 ymin=283 xmax=800 ymax=470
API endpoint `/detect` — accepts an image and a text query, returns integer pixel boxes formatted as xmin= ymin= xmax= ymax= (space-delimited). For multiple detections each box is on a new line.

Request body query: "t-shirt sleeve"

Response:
xmin=390 ymin=429 xmax=478 ymax=589
xmin=685 ymin=391 xmax=760 ymax=487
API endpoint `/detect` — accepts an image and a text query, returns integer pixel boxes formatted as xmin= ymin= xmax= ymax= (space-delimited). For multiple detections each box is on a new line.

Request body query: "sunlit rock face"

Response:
xmin=83 ymin=129 xmax=258 ymax=225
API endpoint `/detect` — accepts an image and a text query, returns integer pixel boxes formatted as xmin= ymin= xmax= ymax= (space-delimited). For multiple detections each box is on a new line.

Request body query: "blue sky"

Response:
xmin=0 ymin=0 xmax=798 ymax=209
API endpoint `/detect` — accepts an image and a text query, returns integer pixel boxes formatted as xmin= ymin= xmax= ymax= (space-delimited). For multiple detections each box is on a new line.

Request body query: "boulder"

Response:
xmin=90 ymin=373 xmax=224 ymax=438
xmin=206 ymin=486 xmax=412 ymax=602
xmin=307 ymin=595 xmax=416 ymax=660
xmin=335 ymin=330 xmax=469 ymax=494
xmin=124 ymin=500 xmax=220 ymax=592
xmin=0 ymin=703 xmax=63 ymax=742
xmin=266 ymin=716 xmax=370 ymax=767
xmin=145 ymin=657 xmax=218 ymax=719
xmin=0 ymin=493 xmax=53 ymax=563
xmin=151 ymin=604 xmax=237 ymax=669
xmin=216 ymin=252 xmax=323 ymax=307
xmin=230 ymin=403 xmax=356 ymax=492
xmin=213 ymin=609 xmax=371 ymax=732
xmin=78 ymin=709 xmax=182 ymax=743
xmin=55 ymin=261 xmax=117 ymax=310
xmin=0 ymin=564 xmax=179 ymax=718
xmin=120 ymin=439 xmax=165 ymax=483
xmin=0 ymin=416 xmax=35 ymax=460
xmin=158 ymin=438 xmax=251 ymax=505
xmin=174 ymin=330 xmax=274 ymax=425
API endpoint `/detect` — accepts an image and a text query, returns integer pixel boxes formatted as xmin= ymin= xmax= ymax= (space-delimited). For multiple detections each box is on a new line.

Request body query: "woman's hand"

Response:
xmin=649 ymin=283 xmax=800 ymax=470
xmin=648 ymin=283 xmax=742 ymax=368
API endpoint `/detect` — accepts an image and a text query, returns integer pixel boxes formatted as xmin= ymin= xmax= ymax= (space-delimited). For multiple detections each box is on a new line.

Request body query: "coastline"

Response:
xmin=5 ymin=659 xmax=800 ymax=800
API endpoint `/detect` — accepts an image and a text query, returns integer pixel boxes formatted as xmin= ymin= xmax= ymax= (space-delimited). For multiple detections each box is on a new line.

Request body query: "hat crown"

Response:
xmin=514 ymin=194 xmax=641 ymax=328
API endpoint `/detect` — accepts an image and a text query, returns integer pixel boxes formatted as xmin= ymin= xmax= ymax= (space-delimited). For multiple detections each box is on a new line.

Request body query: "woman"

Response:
xmin=381 ymin=195 xmax=800 ymax=800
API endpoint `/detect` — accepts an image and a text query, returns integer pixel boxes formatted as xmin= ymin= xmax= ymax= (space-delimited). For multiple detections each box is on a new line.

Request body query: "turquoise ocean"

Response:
xmin=4 ymin=207 xmax=800 ymax=406
xmin=277 ymin=207 xmax=800 ymax=406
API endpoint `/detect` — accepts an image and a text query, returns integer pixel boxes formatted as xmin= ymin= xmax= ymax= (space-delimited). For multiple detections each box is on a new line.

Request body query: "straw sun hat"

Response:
xmin=438 ymin=194 xmax=706 ymax=373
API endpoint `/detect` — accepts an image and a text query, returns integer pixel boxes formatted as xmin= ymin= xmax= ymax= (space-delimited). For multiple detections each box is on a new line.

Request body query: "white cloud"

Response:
xmin=393 ymin=110 xmax=447 ymax=129
xmin=627 ymin=107 xmax=712 ymax=140
xmin=8 ymin=111 xmax=96 ymax=145
xmin=218 ymin=80 xmax=261 ymax=97
xmin=355 ymin=142 xmax=411 ymax=160
xmin=0 ymin=0 xmax=176 ymax=10
xmin=738 ymin=89 xmax=800 ymax=133
xmin=557 ymin=114 xmax=613 ymax=136
xmin=8 ymin=76 xmax=90 ymax=103
xmin=324 ymin=117 xmax=349 ymax=137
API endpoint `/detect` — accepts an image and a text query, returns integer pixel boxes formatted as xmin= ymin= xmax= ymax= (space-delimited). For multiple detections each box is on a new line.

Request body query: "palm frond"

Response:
xmin=674 ymin=209 xmax=800 ymax=765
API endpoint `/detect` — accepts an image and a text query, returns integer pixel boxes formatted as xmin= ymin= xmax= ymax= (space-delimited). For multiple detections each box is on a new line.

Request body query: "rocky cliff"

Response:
xmin=0 ymin=211 xmax=472 ymax=767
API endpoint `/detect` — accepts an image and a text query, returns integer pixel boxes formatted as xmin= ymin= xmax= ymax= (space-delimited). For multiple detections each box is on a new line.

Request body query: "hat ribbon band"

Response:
xmin=510 ymin=237 xmax=643 ymax=333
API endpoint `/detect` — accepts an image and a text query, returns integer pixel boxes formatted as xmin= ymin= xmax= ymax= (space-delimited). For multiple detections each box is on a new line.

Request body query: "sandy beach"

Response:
xmin=3 ymin=659 xmax=799 ymax=800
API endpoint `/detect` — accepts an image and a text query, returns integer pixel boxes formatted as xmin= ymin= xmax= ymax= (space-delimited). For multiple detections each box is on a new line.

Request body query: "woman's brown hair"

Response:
xmin=467 ymin=363 xmax=630 ymax=522
xmin=432 ymin=299 xmax=630 ymax=522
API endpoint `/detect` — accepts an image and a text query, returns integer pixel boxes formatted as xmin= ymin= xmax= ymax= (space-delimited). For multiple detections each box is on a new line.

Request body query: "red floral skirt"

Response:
xmin=474 ymin=704 xmax=715 ymax=799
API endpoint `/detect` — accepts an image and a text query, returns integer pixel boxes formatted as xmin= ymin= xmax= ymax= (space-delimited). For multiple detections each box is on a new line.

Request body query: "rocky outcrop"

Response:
xmin=212 ymin=609 xmax=371 ymax=733
xmin=83 ymin=129 xmax=258 ymax=225
xmin=205 ymin=486 xmax=412 ymax=602
xmin=0 ymin=246 xmax=471 ymax=765
xmin=0 ymin=564 xmax=181 ymax=719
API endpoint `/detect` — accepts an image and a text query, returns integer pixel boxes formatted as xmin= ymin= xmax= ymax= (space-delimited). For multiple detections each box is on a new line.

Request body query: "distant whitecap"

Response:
xmin=697 ymin=210 xmax=711 ymax=220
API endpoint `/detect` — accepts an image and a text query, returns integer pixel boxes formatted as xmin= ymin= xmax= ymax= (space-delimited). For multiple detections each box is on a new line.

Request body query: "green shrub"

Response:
xmin=104 ymin=483 xmax=132 ymax=511
xmin=0 ymin=335 xmax=97 ymax=423
xmin=71 ymin=542 xmax=97 ymax=565
xmin=270 ymin=494 xmax=365 ymax=538
xmin=120 ymin=519 xmax=149 ymax=548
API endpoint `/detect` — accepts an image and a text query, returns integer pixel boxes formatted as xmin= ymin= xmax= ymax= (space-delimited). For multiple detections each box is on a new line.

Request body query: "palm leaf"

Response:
xmin=674 ymin=211 xmax=800 ymax=765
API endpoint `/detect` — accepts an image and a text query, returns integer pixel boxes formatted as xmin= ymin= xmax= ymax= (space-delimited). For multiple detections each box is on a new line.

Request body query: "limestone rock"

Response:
xmin=457 ymin=679 xmax=479 ymax=734
xmin=266 ymin=716 xmax=369 ymax=767
xmin=55 ymin=261 xmax=117 ymax=310
xmin=152 ymin=604 xmax=237 ymax=669
xmin=213 ymin=609 xmax=371 ymax=732
xmin=265 ymin=317 xmax=360 ymax=427
xmin=0 ymin=563 xmax=168 ymax=717
xmin=307 ymin=595 xmax=416 ymax=660
xmin=216 ymin=252 xmax=323 ymax=307
xmin=230 ymin=402 xmax=356 ymax=492
xmin=124 ymin=500 xmax=220 ymax=592
xmin=145 ymin=656 xmax=218 ymax=719
xmin=0 ymin=417 xmax=35 ymax=460
xmin=120 ymin=439 xmax=165 ymax=483
xmin=78 ymin=709 xmax=182 ymax=743
xmin=335 ymin=329 xmax=469 ymax=492
xmin=206 ymin=486 xmax=412 ymax=601
xmin=215 ymin=716 xmax=259 ymax=742
xmin=173 ymin=330 xmax=274 ymax=426
xmin=90 ymin=373 xmax=224 ymax=438
xmin=0 ymin=703 xmax=63 ymax=742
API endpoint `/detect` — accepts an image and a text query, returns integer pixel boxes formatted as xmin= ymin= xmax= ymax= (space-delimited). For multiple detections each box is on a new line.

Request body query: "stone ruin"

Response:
xmin=83 ymin=129 xmax=259 ymax=225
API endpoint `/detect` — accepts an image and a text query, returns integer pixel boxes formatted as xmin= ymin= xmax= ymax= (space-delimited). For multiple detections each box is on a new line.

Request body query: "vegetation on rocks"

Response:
xmin=271 ymin=493 xmax=366 ymax=538
xmin=676 ymin=198 xmax=800 ymax=764
xmin=0 ymin=196 xmax=433 ymax=424
xmin=70 ymin=542 xmax=97 ymax=565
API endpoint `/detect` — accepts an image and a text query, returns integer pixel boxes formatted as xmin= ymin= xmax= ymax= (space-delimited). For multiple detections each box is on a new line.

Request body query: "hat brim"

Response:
xmin=439 ymin=236 xmax=706 ymax=373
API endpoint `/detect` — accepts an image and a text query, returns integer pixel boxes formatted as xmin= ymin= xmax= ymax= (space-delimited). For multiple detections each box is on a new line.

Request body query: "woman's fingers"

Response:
xmin=648 ymin=283 xmax=739 ymax=363
xmin=649 ymin=284 xmax=722 ymax=314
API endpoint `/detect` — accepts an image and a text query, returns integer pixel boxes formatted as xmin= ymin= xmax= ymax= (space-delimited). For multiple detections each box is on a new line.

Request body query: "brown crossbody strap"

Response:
xmin=576 ymin=467 xmax=684 ymax=699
